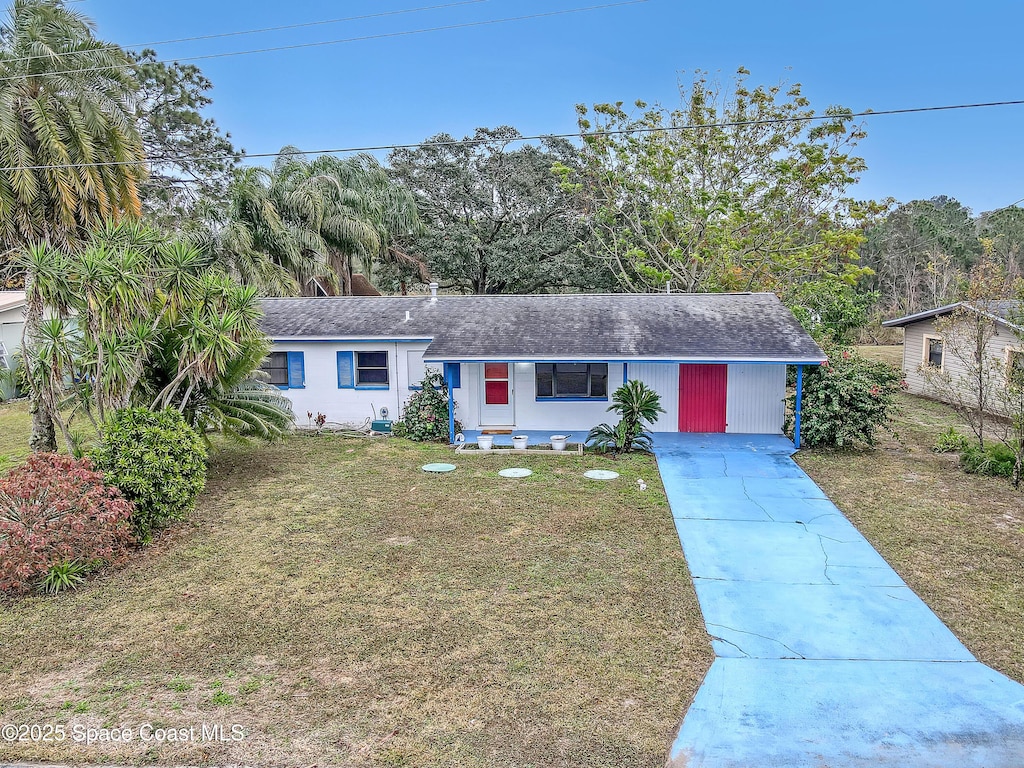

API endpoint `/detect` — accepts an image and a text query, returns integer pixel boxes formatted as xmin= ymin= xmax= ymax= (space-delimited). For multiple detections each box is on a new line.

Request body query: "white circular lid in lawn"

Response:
xmin=584 ymin=469 xmax=619 ymax=480
xmin=422 ymin=463 xmax=457 ymax=473
xmin=498 ymin=468 xmax=533 ymax=478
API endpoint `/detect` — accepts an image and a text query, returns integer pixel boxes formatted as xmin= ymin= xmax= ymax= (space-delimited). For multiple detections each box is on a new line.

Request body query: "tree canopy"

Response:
xmin=573 ymin=68 xmax=872 ymax=294
xmin=0 ymin=0 xmax=145 ymax=253
xmin=389 ymin=126 xmax=614 ymax=294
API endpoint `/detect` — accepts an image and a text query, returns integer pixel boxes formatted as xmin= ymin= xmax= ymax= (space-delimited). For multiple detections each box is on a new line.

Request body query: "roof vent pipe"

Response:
xmin=404 ymin=310 xmax=411 ymax=322
xmin=429 ymin=282 xmax=439 ymax=301
xmin=666 ymin=280 xmax=672 ymax=294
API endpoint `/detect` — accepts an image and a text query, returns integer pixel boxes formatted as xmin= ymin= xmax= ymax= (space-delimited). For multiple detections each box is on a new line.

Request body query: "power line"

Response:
xmin=2 ymin=0 xmax=490 ymax=67
xmin=0 ymin=0 xmax=648 ymax=84
xmin=2 ymin=97 xmax=1023 ymax=174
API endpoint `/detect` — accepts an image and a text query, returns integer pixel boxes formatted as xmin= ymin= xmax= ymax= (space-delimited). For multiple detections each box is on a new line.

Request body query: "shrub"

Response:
xmin=789 ymin=345 xmax=903 ymax=449
xmin=0 ymin=454 xmax=134 ymax=594
xmin=92 ymin=408 xmax=207 ymax=538
xmin=960 ymin=443 xmax=1016 ymax=477
xmin=393 ymin=370 xmax=459 ymax=442
xmin=587 ymin=380 xmax=665 ymax=454
xmin=934 ymin=427 xmax=971 ymax=454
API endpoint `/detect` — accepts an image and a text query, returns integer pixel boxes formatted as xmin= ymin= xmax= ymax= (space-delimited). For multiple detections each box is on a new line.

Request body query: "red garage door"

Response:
xmin=678 ymin=364 xmax=728 ymax=432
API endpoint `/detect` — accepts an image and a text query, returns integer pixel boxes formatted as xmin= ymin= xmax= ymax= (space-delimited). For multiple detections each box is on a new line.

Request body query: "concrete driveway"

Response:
xmin=654 ymin=433 xmax=1024 ymax=767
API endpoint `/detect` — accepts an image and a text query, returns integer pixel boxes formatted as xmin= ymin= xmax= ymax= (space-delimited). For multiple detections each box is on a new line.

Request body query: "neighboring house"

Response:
xmin=0 ymin=291 xmax=26 ymax=399
xmin=260 ymin=291 xmax=825 ymax=442
xmin=883 ymin=300 xmax=1024 ymax=405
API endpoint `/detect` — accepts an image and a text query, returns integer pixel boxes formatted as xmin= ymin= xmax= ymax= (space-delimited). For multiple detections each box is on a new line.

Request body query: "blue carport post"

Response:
xmin=794 ymin=364 xmax=804 ymax=449
xmin=444 ymin=362 xmax=456 ymax=444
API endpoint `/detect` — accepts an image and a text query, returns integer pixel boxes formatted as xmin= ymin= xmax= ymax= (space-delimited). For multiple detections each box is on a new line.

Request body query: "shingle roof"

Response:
xmin=883 ymin=300 xmax=1024 ymax=330
xmin=260 ymin=292 xmax=825 ymax=363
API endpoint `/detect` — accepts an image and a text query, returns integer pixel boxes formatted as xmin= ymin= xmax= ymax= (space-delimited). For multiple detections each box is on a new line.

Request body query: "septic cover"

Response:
xmin=583 ymin=469 xmax=619 ymax=480
xmin=422 ymin=463 xmax=456 ymax=473
xmin=498 ymin=468 xmax=533 ymax=478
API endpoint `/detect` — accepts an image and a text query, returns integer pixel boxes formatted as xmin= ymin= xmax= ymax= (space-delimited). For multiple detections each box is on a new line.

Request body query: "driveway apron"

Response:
xmin=654 ymin=433 xmax=1024 ymax=767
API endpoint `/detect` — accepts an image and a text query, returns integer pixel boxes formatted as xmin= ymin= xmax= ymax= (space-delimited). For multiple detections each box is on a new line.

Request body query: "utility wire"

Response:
xmin=0 ymin=0 xmax=648 ymax=84
xmin=2 ymin=0 xmax=489 ymax=67
xmin=1 ymin=97 xmax=1023 ymax=174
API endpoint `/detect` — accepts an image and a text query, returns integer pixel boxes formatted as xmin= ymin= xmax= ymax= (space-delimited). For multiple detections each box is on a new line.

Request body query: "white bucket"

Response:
xmin=511 ymin=435 xmax=529 ymax=450
xmin=550 ymin=434 xmax=568 ymax=451
xmin=477 ymin=435 xmax=494 ymax=451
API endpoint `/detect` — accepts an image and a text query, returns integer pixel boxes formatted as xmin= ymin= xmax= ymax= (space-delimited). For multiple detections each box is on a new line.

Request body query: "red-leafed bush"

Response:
xmin=0 ymin=454 xmax=135 ymax=594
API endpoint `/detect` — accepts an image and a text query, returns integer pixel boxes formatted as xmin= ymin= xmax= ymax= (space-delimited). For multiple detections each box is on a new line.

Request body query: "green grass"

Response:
xmin=0 ymin=399 xmax=31 ymax=471
xmin=0 ymin=417 xmax=711 ymax=767
xmin=797 ymin=391 xmax=1024 ymax=683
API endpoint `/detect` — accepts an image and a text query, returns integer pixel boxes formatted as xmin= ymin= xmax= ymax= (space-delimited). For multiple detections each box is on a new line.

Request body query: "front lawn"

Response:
xmin=798 ymin=387 xmax=1024 ymax=683
xmin=0 ymin=422 xmax=710 ymax=767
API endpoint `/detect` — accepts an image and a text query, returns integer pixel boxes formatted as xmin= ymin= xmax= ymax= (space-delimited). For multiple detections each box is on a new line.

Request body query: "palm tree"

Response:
xmin=204 ymin=148 xmax=425 ymax=296
xmin=0 ymin=0 xmax=146 ymax=451
xmin=0 ymin=0 xmax=145 ymax=250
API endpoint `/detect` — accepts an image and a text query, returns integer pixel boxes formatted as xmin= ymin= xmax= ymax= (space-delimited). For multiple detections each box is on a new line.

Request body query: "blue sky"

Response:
xmin=82 ymin=0 xmax=1024 ymax=214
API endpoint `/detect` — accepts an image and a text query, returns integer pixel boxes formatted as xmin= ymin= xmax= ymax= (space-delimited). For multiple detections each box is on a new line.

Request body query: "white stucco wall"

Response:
xmin=270 ymin=341 xmax=458 ymax=428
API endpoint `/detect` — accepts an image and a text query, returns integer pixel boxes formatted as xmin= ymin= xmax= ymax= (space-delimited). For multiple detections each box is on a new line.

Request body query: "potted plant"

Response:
xmin=511 ymin=434 xmax=529 ymax=450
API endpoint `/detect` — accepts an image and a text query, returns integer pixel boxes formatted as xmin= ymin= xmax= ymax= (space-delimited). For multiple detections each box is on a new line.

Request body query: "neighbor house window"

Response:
xmin=356 ymin=351 xmax=389 ymax=387
xmin=924 ymin=336 xmax=944 ymax=368
xmin=262 ymin=351 xmax=304 ymax=389
xmin=535 ymin=363 xmax=608 ymax=399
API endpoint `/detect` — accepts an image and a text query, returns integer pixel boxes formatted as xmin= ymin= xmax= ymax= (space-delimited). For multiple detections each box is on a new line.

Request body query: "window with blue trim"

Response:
xmin=535 ymin=363 xmax=607 ymax=399
xmin=356 ymin=351 xmax=389 ymax=387
xmin=262 ymin=351 xmax=304 ymax=389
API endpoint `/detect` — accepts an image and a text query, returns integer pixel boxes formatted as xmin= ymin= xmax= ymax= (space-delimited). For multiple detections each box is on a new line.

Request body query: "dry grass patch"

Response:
xmin=0 ymin=432 xmax=710 ymax=767
xmin=797 ymin=391 xmax=1024 ymax=683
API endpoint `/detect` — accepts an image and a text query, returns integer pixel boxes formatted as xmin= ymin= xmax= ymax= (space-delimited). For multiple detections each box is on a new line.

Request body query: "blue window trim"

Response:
xmin=355 ymin=350 xmax=390 ymax=390
xmin=535 ymin=362 xmax=609 ymax=400
xmin=284 ymin=351 xmax=304 ymax=390
xmin=534 ymin=396 xmax=609 ymax=403
xmin=337 ymin=351 xmax=355 ymax=389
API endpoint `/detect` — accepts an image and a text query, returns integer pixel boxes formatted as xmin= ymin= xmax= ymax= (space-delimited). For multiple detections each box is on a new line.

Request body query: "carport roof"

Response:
xmin=260 ymin=292 xmax=826 ymax=363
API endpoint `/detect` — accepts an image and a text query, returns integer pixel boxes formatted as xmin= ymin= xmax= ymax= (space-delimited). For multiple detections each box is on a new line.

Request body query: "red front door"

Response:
xmin=678 ymin=364 xmax=728 ymax=432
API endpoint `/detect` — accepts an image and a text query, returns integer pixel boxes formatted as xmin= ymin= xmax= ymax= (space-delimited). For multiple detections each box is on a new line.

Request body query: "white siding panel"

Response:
xmin=725 ymin=364 xmax=786 ymax=434
xmin=629 ymin=363 xmax=679 ymax=432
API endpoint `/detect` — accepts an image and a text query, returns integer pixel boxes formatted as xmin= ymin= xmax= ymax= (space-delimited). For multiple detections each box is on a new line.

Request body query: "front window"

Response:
xmin=925 ymin=337 xmax=944 ymax=368
xmin=535 ymin=363 xmax=608 ymax=399
xmin=261 ymin=352 xmax=289 ymax=386
xmin=356 ymin=351 xmax=389 ymax=387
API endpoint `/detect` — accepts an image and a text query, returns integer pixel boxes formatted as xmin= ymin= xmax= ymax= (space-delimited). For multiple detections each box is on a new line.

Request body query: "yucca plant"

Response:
xmin=587 ymin=380 xmax=665 ymax=454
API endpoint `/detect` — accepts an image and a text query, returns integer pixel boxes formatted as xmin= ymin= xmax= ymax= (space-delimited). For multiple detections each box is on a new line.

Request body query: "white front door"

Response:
xmin=479 ymin=362 xmax=515 ymax=426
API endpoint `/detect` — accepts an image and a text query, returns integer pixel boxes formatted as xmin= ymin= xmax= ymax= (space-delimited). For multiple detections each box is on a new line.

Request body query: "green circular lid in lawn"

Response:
xmin=498 ymin=468 xmax=532 ymax=478
xmin=584 ymin=469 xmax=619 ymax=480
xmin=422 ymin=463 xmax=457 ymax=473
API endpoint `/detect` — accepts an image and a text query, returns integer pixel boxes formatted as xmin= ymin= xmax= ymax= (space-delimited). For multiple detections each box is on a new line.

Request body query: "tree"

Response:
xmin=0 ymin=0 xmax=146 ymax=451
xmin=860 ymin=196 xmax=980 ymax=314
xmin=271 ymin=149 xmax=423 ymax=295
xmin=923 ymin=254 xmax=1012 ymax=449
xmin=389 ymin=126 xmax=612 ymax=294
xmin=131 ymin=49 xmax=241 ymax=229
xmin=574 ymin=68 xmax=872 ymax=294
xmin=202 ymin=148 xmax=422 ymax=296
xmin=15 ymin=222 xmax=294 ymax=451
xmin=0 ymin=0 xmax=144 ymax=251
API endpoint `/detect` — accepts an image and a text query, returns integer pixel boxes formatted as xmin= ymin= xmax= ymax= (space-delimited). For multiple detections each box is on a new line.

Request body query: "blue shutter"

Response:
xmin=337 ymin=351 xmax=355 ymax=388
xmin=449 ymin=363 xmax=461 ymax=389
xmin=286 ymin=352 xmax=304 ymax=389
